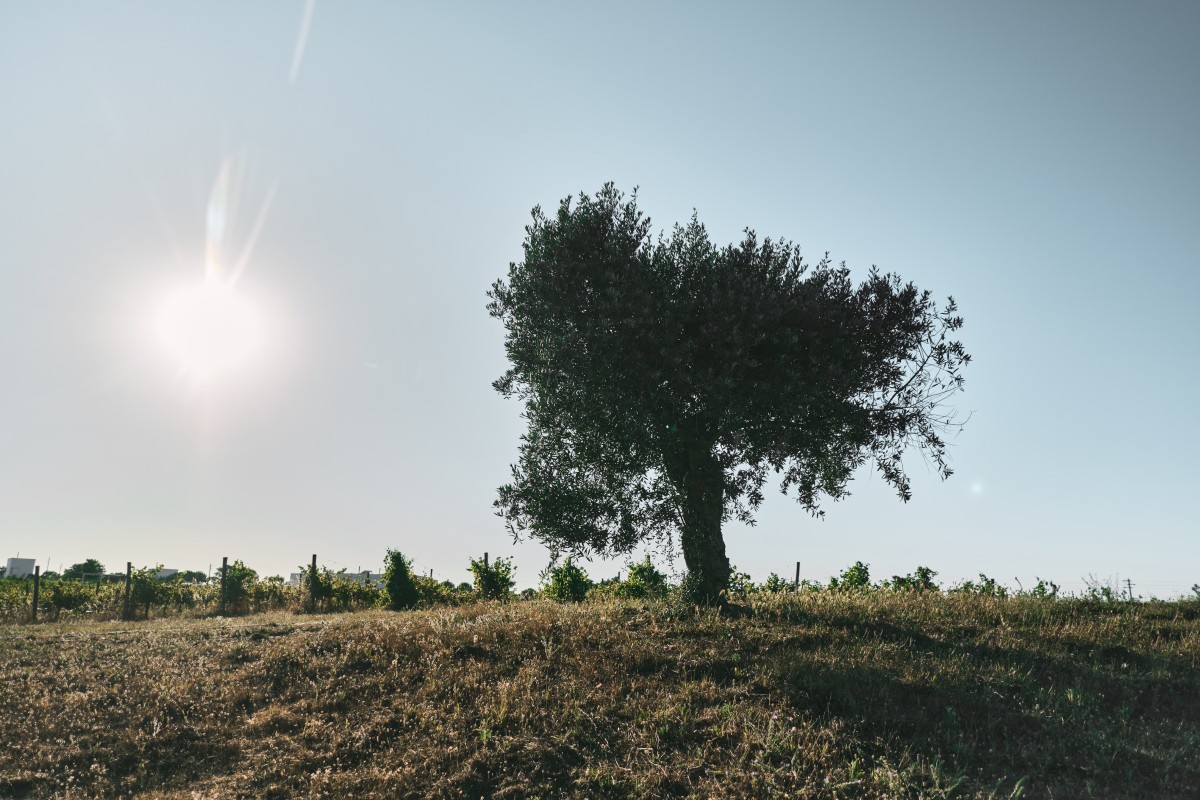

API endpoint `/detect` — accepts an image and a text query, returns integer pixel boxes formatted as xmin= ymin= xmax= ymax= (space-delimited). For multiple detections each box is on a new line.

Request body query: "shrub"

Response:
xmin=726 ymin=566 xmax=754 ymax=596
xmin=954 ymin=573 xmax=1008 ymax=598
xmin=412 ymin=578 xmax=473 ymax=607
xmin=1023 ymin=577 xmax=1060 ymax=599
xmin=301 ymin=562 xmax=334 ymax=612
xmin=829 ymin=561 xmax=872 ymax=590
xmin=619 ymin=556 xmax=670 ymax=600
xmin=471 ymin=556 xmax=515 ymax=600
xmin=328 ymin=571 xmax=382 ymax=610
xmin=1081 ymin=574 xmax=1126 ymax=603
xmin=383 ymin=550 xmax=419 ymax=610
xmin=761 ymin=573 xmax=791 ymax=593
xmin=541 ymin=559 xmax=592 ymax=602
xmin=219 ymin=561 xmax=258 ymax=614
xmin=45 ymin=580 xmax=93 ymax=620
xmin=887 ymin=566 xmax=939 ymax=592
xmin=122 ymin=565 xmax=172 ymax=619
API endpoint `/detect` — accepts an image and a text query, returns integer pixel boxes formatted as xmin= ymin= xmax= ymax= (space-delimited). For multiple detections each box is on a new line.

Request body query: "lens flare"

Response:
xmin=154 ymin=154 xmax=274 ymax=384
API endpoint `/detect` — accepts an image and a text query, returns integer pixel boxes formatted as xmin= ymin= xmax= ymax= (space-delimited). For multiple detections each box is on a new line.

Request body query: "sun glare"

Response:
xmin=156 ymin=280 xmax=261 ymax=382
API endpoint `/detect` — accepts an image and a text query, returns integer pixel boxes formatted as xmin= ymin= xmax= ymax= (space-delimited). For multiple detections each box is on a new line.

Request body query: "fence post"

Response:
xmin=122 ymin=562 xmax=132 ymax=620
xmin=218 ymin=557 xmax=228 ymax=615
xmin=484 ymin=552 xmax=489 ymax=568
xmin=309 ymin=553 xmax=317 ymax=613
xmin=794 ymin=561 xmax=801 ymax=591
xmin=31 ymin=566 xmax=40 ymax=623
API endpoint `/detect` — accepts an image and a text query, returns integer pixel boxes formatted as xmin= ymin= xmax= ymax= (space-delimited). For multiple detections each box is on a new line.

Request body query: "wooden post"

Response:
xmin=794 ymin=561 xmax=801 ymax=591
xmin=484 ymin=552 xmax=489 ymax=567
xmin=123 ymin=562 xmax=132 ymax=620
xmin=31 ymin=566 xmax=40 ymax=623
xmin=309 ymin=553 xmax=317 ymax=613
xmin=218 ymin=557 xmax=228 ymax=615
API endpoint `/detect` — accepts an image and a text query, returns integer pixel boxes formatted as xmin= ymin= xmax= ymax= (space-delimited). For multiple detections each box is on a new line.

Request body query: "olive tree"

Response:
xmin=488 ymin=184 xmax=970 ymax=603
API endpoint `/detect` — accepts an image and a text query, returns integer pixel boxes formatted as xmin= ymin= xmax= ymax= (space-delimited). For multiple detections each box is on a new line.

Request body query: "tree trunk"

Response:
xmin=675 ymin=443 xmax=731 ymax=604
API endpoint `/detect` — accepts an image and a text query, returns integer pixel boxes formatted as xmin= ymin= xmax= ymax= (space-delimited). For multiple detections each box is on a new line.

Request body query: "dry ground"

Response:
xmin=1 ymin=593 xmax=1198 ymax=799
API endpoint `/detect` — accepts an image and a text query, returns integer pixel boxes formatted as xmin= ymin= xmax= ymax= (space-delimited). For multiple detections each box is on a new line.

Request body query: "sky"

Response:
xmin=1 ymin=1 xmax=1197 ymax=595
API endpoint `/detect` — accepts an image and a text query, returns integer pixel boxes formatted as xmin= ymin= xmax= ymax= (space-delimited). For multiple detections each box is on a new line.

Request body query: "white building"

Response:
xmin=4 ymin=557 xmax=36 ymax=578
xmin=288 ymin=570 xmax=383 ymax=586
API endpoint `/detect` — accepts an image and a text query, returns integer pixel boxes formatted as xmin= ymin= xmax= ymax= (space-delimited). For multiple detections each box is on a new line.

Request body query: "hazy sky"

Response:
xmin=2 ymin=1 xmax=1197 ymax=594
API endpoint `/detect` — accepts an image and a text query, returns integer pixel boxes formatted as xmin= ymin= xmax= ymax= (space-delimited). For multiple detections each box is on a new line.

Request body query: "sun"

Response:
xmin=156 ymin=279 xmax=262 ymax=382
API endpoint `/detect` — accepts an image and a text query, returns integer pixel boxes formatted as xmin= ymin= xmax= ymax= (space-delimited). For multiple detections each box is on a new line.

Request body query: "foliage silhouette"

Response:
xmin=540 ymin=558 xmax=592 ymax=602
xmin=383 ymin=549 xmax=420 ymax=610
xmin=489 ymin=184 xmax=970 ymax=602
xmin=471 ymin=556 xmax=515 ymax=600
xmin=62 ymin=559 xmax=105 ymax=581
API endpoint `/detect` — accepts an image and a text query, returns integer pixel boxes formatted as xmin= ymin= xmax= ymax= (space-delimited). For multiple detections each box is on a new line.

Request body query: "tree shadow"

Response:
xmin=773 ymin=614 xmax=1199 ymax=798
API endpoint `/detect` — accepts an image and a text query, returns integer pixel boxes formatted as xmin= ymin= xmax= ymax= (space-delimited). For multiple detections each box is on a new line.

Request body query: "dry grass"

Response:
xmin=1 ymin=593 xmax=1198 ymax=799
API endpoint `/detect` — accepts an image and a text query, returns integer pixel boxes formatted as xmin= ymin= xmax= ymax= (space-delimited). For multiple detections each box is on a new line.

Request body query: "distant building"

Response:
xmin=156 ymin=568 xmax=179 ymax=580
xmin=288 ymin=570 xmax=383 ymax=586
xmin=4 ymin=558 xmax=35 ymax=578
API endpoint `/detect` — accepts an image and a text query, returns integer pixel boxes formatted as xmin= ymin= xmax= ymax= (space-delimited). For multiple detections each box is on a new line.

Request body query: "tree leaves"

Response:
xmin=489 ymin=184 xmax=970 ymax=566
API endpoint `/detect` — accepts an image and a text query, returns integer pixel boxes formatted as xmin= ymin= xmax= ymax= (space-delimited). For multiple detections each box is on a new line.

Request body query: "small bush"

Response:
xmin=887 ymin=566 xmax=939 ymax=592
xmin=219 ymin=561 xmax=258 ymax=614
xmin=413 ymin=578 xmax=475 ymax=607
xmin=829 ymin=561 xmax=872 ymax=591
xmin=726 ymin=566 xmax=754 ymax=596
xmin=126 ymin=565 xmax=171 ymax=619
xmin=761 ymin=572 xmax=791 ymax=593
xmin=301 ymin=562 xmax=334 ymax=612
xmin=471 ymin=556 xmax=515 ymax=600
xmin=1081 ymin=574 xmax=1128 ymax=603
xmin=1021 ymin=577 xmax=1060 ymax=599
xmin=45 ymin=580 xmax=93 ymax=619
xmin=954 ymin=573 xmax=1008 ymax=598
xmin=618 ymin=556 xmax=670 ymax=600
xmin=541 ymin=559 xmax=592 ymax=602
xmin=383 ymin=550 xmax=419 ymax=610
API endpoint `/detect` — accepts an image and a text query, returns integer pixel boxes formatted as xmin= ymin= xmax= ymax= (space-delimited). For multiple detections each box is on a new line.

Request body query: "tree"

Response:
xmin=62 ymin=559 xmax=105 ymax=581
xmin=488 ymin=184 xmax=970 ymax=603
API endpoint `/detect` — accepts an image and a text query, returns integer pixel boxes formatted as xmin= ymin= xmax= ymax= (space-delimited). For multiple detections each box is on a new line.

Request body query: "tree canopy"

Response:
xmin=488 ymin=184 xmax=970 ymax=602
xmin=62 ymin=559 xmax=106 ymax=581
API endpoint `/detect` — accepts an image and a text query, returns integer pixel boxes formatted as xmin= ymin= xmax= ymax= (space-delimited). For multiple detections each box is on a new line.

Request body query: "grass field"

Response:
xmin=2 ymin=592 xmax=1198 ymax=799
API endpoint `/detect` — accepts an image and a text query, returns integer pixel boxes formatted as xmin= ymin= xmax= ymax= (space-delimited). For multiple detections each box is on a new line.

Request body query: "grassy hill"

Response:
xmin=2 ymin=592 xmax=1198 ymax=799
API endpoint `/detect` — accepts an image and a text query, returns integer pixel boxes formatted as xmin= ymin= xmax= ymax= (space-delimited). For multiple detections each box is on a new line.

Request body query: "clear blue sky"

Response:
xmin=2 ymin=1 xmax=1197 ymax=595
